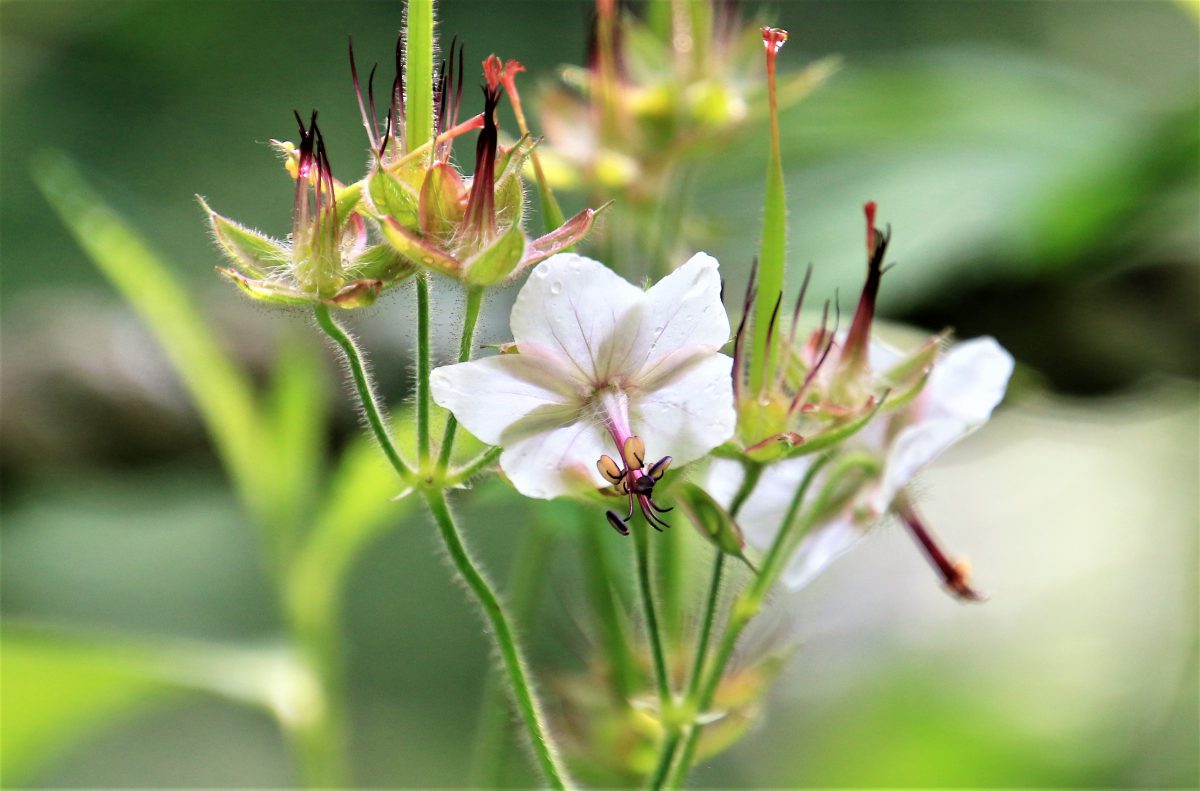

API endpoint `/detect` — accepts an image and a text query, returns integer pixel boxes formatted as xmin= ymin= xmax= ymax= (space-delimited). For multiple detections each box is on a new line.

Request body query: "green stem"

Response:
xmin=651 ymin=464 xmax=761 ymax=789
xmin=632 ymin=518 xmax=673 ymax=713
xmin=470 ymin=518 xmax=558 ymax=787
xmin=404 ymin=0 xmax=435 ymax=157
xmin=416 ymin=275 xmax=432 ymax=472
xmin=313 ymin=304 xmax=411 ymax=482
xmin=664 ymin=456 xmax=831 ymax=789
xmin=445 ymin=446 xmax=501 ymax=488
xmin=436 ymin=286 xmax=484 ymax=473
xmin=423 ymin=488 xmax=572 ymax=790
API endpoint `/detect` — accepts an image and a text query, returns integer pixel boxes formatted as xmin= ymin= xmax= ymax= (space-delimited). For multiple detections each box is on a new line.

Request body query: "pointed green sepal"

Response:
xmin=369 ymin=168 xmax=420 ymax=229
xmin=324 ymin=279 xmax=382 ymax=309
xmin=348 ymin=243 xmax=420 ymax=286
xmin=465 ymin=222 xmax=526 ymax=287
xmin=334 ymin=181 xmax=363 ymax=229
xmin=379 ymin=217 xmax=462 ymax=278
xmin=880 ymin=335 xmax=945 ymax=412
xmin=217 ymin=267 xmax=313 ymax=306
xmin=743 ymin=431 xmax=805 ymax=463
xmin=676 ymin=482 xmax=756 ymax=570
xmin=518 ymin=205 xmax=605 ymax=271
xmin=418 ymin=162 xmax=467 ymax=238
xmin=780 ymin=392 xmax=889 ymax=460
xmin=201 ymin=198 xmax=287 ymax=277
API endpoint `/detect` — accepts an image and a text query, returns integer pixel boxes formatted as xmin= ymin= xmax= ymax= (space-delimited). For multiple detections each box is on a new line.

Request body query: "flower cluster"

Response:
xmin=204 ymin=37 xmax=603 ymax=305
xmin=536 ymin=0 xmax=833 ymax=203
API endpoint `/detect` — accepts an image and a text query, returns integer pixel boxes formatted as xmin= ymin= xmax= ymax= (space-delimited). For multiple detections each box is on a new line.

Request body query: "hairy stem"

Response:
xmin=470 ymin=519 xmax=557 ymax=787
xmin=664 ymin=457 xmax=830 ymax=789
xmin=436 ymin=286 xmax=484 ymax=473
xmin=416 ymin=275 xmax=432 ymax=472
xmin=423 ymin=488 xmax=572 ymax=789
xmin=650 ymin=465 xmax=761 ymax=789
xmin=313 ymin=304 xmax=411 ymax=481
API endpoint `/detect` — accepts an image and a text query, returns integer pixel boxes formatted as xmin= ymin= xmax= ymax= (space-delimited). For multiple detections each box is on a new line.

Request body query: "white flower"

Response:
xmin=431 ymin=252 xmax=737 ymax=500
xmin=706 ymin=336 xmax=1014 ymax=590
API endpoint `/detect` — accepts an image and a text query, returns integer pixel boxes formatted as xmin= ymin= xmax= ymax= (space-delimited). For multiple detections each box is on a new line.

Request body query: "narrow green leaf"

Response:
xmin=33 ymin=152 xmax=268 ymax=519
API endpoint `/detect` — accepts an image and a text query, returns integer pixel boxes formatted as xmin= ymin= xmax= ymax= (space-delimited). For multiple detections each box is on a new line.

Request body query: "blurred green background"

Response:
xmin=2 ymin=0 xmax=1197 ymax=788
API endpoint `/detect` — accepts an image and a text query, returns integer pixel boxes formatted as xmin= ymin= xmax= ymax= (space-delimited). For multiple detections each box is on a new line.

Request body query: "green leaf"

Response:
xmin=33 ymin=152 xmax=269 ymax=522
xmin=260 ymin=336 xmax=329 ymax=555
xmin=0 ymin=628 xmax=172 ymax=787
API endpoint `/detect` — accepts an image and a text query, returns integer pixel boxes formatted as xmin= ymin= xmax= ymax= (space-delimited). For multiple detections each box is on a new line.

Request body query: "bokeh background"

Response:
xmin=2 ymin=1 xmax=1197 ymax=788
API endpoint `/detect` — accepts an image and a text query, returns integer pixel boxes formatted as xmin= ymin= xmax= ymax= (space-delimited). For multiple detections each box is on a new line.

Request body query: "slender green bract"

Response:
xmin=404 ymin=0 xmax=435 ymax=158
xmin=748 ymin=42 xmax=788 ymax=394
xmin=424 ymin=488 xmax=572 ymax=790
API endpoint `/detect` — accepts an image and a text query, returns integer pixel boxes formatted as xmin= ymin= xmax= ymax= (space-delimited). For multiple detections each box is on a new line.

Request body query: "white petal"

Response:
xmin=873 ymin=336 xmax=1014 ymax=511
xmin=925 ymin=336 xmax=1015 ymax=426
xmin=779 ymin=515 xmax=864 ymax=590
xmin=498 ymin=416 xmax=611 ymax=499
xmin=430 ymin=352 xmax=580 ymax=446
xmin=625 ymin=252 xmax=730 ymax=382
xmin=630 ymin=353 xmax=736 ymax=467
xmin=509 ymin=253 xmax=643 ymax=384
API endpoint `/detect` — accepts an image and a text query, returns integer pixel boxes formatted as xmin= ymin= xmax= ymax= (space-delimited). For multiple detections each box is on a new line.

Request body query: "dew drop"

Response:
xmin=550 ymin=281 xmax=563 ymax=295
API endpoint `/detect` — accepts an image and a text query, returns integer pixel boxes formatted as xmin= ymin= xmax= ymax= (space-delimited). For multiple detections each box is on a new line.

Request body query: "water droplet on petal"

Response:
xmin=550 ymin=281 xmax=563 ymax=295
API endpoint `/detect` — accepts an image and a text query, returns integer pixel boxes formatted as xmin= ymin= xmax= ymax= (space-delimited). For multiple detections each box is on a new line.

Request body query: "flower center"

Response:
xmin=592 ymin=388 xmax=673 ymax=535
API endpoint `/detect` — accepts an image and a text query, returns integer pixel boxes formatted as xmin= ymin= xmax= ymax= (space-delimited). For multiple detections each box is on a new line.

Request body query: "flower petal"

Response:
xmin=625 ymin=252 xmax=730 ymax=383
xmin=779 ymin=515 xmax=864 ymax=590
xmin=430 ymin=352 xmax=580 ymax=446
xmin=631 ymin=353 xmax=736 ymax=467
xmin=510 ymin=253 xmax=643 ymax=385
xmin=874 ymin=336 xmax=1014 ymax=511
xmin=498 ymin=416 xmax=612 ymax=499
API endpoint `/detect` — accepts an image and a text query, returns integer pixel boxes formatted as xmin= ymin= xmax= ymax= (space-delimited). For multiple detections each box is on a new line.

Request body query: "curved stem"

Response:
xmin=313 ymin=304 xmax=411 ymax=481
xmin=664 ymin=456 xmax=832 ymax=789
xmin=632 ymin=518 xmax=673 ymax=713
xmin=470 ymin=518 xmax=557 ymax=787
xmin=445 ymin=446 xmax=501 ymax=487
xmin=436 ymin=286 xmax=484 ymax=473
xmin=423 ymin=488 xmax=572 ymax=790
xmin=416 ymin=275 xmax=432 ymax=471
